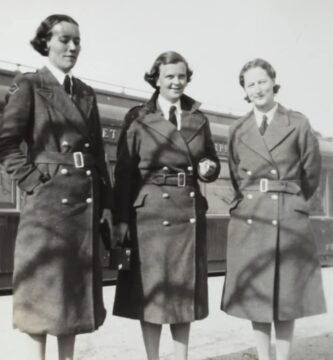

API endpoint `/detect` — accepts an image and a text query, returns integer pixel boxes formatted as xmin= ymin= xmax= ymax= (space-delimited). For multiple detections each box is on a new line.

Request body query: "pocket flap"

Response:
xmin=294 ymin=199 xmax=311 ymax=215
xmin=133 ymin=192 xmax=148 ymax=208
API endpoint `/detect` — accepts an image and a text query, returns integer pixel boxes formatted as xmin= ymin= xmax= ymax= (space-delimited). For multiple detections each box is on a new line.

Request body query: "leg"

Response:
xmin=141 ymin=321 xmax=162 ymax=360
xmin=170 ymin=322 xmax=191 ymax=360
xmin=274 ymin=320 xmax=294 ymax=360
xmin=57 ymin=335 xmax=76 ymax=360
xmin=25 ymin=333 xmax=47 ymax=360
xmin=252 ymin=321 xmax=272 ymax=360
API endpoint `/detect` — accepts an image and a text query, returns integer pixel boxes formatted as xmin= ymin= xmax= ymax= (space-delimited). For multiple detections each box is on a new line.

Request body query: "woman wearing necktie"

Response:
xmin=0 ymin=14 xmax=112 ymax=360
xmin=112 ymin=51 xmax=220 ymax=360
xmin=221 ymin=58 xmax=326 ymax=360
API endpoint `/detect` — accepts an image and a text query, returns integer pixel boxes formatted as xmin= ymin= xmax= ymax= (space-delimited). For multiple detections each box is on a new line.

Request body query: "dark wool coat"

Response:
xmin=112 ymin=92 xmax=220 ymax=324
xmin=0 ymin=67 xmax=113 ymax=335
xmin=221 ymin=104 xmax=326 ymax=322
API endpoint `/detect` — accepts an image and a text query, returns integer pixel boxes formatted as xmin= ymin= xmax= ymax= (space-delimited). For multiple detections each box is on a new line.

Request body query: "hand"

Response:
xmin=112 ymin=222 xmax=129 ymax=246
xmin=198 ymin=159 xmax=217 ymax=178
xmin=101 ymin=208 xmax=110 ymax=222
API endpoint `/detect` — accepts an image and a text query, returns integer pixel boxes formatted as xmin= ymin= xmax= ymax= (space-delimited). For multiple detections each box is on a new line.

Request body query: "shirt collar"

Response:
xmin=46 ymin=61 xmax=73 ymax=85
xmin=254 ymin=103 xmax=278 ymax=126
xmin=157 ymin=95 xmax=182 ymax=119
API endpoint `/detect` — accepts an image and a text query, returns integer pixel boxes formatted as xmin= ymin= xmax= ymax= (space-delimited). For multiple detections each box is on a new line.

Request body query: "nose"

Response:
xmin=68 ymin=40 xmax=78 ymax=52
xmin=172 ymin=77 xmax=181 ymax=86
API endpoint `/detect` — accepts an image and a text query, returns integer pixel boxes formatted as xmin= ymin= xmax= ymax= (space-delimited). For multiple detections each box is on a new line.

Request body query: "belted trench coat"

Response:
xmin=0 ymin=67 xmax=112 ymax=335
xmin=221 ymin=104 xmax=326 ymax=322
xmin=112 ymin=91 xmax=220 ymax=324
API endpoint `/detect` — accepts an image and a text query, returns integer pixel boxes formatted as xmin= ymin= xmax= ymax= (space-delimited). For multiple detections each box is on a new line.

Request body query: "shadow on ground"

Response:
xmin=205 ymin=332 xmax=333 ymax=360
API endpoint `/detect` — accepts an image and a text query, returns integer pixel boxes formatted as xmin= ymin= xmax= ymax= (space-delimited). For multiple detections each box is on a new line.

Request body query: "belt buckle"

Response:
xmin=73 ymin=152 xmax=84 ymax=168
xmin=259 ymin=178 xmax=268 ymax=192
xmin=177 ymin=172 xmax=186 ymax=187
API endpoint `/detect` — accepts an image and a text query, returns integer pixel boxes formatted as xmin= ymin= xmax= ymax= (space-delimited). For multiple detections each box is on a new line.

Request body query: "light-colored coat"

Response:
xmin=113 ymin=92 xmax=220 ymax=324
xmin=221 ymin=104 xmax=326 ymax=322
xmin=0 ymin=67 xmax=112 ymax=335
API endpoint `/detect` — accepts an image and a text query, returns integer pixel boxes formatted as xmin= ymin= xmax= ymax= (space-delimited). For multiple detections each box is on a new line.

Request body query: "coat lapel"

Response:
xmin=36 ymin=67 xmax=90 ymax=137
xmin=141 ymin=112 xmax=191 ymax=156
xmin=263 ymin=104 xmax=296 ymax=152
xmin=179 ymin=96 xmax=205 ymax=143
xmin=240 ymin=113 xmax=273 ymax=163
xmin=140 ymin=92 xmax=199 ymax=158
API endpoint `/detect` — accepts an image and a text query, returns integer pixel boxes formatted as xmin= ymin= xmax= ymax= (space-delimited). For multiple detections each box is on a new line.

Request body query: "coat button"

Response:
xmin=61 ymin=198 xmax=68 ymax=204
xmin=60 ymin=168 xmax=69 ymax=175
xmin=271 ymin=194 xmax=278 ymax=200
xmin=270 ymin=169 xmax=277 ymax=175
xmin=86 ymin=198 xmax=92 ymax=204
xmin=162 ymin=193 xmax=169 ymax=199
xmin=189 ymin=218 xmax=196 ymax=224
xmin=61 ymin=140 xmax=69 ymax=147
xmin=272 ymin=220 xmax=278 ymax=226
xmin=86 ymin=170 xmax=92 ymax=176
xmin=187 ymin=166 xmax=193 ymax=172
xmin=247 ymin=219 xmax=253 ymax=224
xmin=189 ymin=192 xmax=195 ymax=198
xmin=162 ymin=166 xmax=169 ymax=173
xmin=163 ymin=220 xmax=170 ymax=226
xmin=84 ymin=142 xmax=90 ymax=148
xmin=246 ymin=170 xmax=252 ymax=176
xmin=247 ymin=194 xmax=253 ymax=199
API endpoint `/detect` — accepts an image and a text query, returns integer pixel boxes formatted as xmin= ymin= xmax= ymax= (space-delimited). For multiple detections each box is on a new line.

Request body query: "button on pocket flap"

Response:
xmin=133 ymin=192 xmax=148 ymax=208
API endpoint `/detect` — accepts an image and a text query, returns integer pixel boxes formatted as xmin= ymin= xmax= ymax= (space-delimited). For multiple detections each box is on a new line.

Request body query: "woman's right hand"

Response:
xmin=112 ymin=222 xmax=129 ymax=246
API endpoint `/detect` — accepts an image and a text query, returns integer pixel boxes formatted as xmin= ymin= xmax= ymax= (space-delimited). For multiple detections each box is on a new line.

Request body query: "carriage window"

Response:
xmin=0 ymin=167 xmax=19 ymax=211
xmin=204 ymin=160 xmax=232 ymax=216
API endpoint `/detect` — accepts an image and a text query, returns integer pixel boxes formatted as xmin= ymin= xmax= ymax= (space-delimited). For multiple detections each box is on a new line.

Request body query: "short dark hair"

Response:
xmin=30 ymin=14 xmax=79 ymax=56
xmin=239 ymin=58 xmax=281 ymax=102
xmin=144 ymin=51 xmax=193 ymax=89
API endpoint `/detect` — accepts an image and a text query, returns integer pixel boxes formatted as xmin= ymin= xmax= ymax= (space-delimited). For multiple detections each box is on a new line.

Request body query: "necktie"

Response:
xmin=63 ymin=75 xmax=72 ymax=95
xmin=259 ymin=114 xmax=268 ymax=135
xmin=169 ymin=105 xmax=177 ymax=127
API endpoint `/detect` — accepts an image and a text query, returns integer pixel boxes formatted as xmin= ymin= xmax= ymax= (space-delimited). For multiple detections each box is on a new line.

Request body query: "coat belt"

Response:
xmin=241 ymin=179 xmax=301 ymax=194
xmin=33 ymin=152 xmax=95 ymax=168
xmin=143 ymin=173 xmax=196 ymax=187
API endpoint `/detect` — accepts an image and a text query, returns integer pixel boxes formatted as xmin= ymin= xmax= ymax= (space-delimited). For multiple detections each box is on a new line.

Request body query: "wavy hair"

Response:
xmin=144 ymin=51 xmax=193 ymax=89
xmin=30 ymin=14 xmax=79 ymax=56
xmin=239 ymin=58 xmax=281 ymax=102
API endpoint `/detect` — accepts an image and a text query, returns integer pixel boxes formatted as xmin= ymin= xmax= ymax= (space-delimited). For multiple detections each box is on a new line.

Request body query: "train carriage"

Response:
xmin=0 ymin=65 xmax=332 ymax=293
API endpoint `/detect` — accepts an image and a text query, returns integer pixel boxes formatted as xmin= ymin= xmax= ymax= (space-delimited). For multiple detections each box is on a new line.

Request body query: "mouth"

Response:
xmin=64 ymin=55 xmax=77 ymax=61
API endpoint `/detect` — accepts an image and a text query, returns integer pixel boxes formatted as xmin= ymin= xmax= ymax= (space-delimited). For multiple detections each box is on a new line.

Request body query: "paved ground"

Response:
xmin=0 ymin=268 xmax=332 ymax=359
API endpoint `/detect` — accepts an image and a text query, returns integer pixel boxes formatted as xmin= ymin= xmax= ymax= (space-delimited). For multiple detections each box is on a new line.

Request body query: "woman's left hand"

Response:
xmin=198 ymin=159 xmax=217 ymax=178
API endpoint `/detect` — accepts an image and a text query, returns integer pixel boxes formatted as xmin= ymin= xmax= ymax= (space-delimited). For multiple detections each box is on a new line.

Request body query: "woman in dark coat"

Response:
xmin=221 ymin=58 xmax=326 ymax=360
xmin=0 ymin=14 xmax=112 ymax=360
xmin=112 ymin=51 xmax=220 ymax=360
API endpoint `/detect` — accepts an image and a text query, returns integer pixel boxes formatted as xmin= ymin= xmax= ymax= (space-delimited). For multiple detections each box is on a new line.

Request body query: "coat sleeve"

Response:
xmin=222 ymin=123 xmax=242 ymax=207
xmin=298 ymin=116 xmax=321 ymax=200
xmin=197 ymin=116 xmax=221 ymax=182
xmin=90 ymin=93 xmax=114 ymax=210
xmin=112 ymin=108 xmax=141 ymax=224
xmin=0 ymin=74 xmax=45 ymax=193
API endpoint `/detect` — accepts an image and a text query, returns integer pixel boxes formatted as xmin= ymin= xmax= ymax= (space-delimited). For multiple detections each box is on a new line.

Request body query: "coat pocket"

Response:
xmin=293 ymin=198 xmax=311 ymax=215
xmin=133 ymin=192 xmax=148 ymax=208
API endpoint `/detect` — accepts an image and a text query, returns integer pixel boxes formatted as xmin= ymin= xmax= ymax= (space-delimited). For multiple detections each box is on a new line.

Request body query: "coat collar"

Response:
xmin=140 ymin=91 xmax=205 ymax=153
xmin=36 ymin=67 xmax=93 ymax=137
xmin=240 ymin=104 xmax=296 ymax=163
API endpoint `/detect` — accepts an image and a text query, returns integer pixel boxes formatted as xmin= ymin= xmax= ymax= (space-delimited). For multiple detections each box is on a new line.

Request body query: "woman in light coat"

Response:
xmin=112 ymin=51 xmax=220 ymax=360
xmin=0 ymin=14 xmax=112 ymax=360
xmin=221 ymin=58 xmax=326 ymax=360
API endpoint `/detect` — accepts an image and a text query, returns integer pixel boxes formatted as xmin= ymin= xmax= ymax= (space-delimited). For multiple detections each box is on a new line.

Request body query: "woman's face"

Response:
xmin=156 ymin=62 xmax=188 ymax=103
xmin=47 ymin=21 xmax=81 ymax=73
xmin=243 ymin=66 xmax=275 ymax=111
